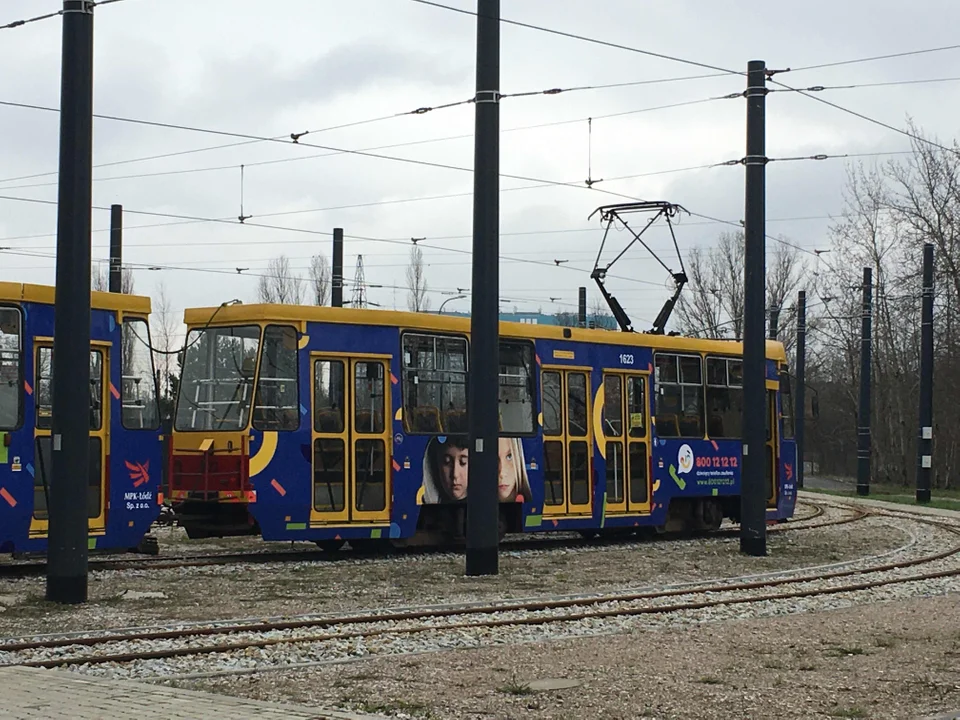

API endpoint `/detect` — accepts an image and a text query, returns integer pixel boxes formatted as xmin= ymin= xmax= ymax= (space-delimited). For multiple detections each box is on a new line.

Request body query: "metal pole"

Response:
xmin=46 ymin=0 xmax=95 ymax=604
xmin=109 ymin=204 xmax=122 ymax=293
xmin=917 ymin=243 xmax=934 ymax=503
xmin=768 ymin=307 xmax=779 ymax=340
xmin=331 ymin=227 xmax=344 ymax=308
xmin=465 ymin=0 xmax=500 ymax=577
xmin=856 ymin=266 xmax=873 ymax=496
xmin=578 ymin=286 xmax=587 ymax=327
xmin=740 ymin=59 xmax=767 ymax=557
xmin=795 ymin=290 xmax=806 ymax=490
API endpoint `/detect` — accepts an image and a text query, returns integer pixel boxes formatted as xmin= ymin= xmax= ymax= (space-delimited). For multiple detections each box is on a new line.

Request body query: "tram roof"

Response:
xmin=183 ymin=303 xmax=788 ymax=361
xmin=0 ymin=281 xmax=152 ymax=314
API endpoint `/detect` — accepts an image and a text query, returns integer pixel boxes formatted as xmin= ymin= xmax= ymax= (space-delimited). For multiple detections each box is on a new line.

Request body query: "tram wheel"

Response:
xmin=314 ymin=539 xmax=346 ymax=552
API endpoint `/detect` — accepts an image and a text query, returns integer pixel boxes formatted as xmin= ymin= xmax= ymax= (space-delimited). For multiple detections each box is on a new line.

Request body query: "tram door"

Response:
xmin=601 ymin=372 xmax=651 ymax=514
xmin=310 ymin=354 xmax=392 ymax=525
xmin=541 ymin=368 xmax=593 ymax=517
xmin=30 ymin=342 xmax=109 ymax=536
xmin=766 ymin=388 xmax=778 ymax=508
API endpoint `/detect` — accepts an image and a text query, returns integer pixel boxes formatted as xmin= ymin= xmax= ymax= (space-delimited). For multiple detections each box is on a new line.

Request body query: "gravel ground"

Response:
xmin=0 ymin=504 xmax=891 ymax=638
xmin=177 ymin=591 xmax=960 ymax=720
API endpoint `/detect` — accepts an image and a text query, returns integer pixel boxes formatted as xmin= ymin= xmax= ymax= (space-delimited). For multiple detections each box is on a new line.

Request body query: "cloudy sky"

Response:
xmin=1 ymin=0 xmax=958 ymax=332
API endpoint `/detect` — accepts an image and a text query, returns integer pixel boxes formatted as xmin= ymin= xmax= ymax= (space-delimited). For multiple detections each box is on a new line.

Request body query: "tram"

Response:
xmin=168 ymin=304 xmax=798 ymax=546
xmin=0 ymin=282 xmax=163 ymax=554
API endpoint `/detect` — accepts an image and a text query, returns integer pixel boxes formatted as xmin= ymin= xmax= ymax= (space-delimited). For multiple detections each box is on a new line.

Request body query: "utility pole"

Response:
xmin=740 ymin=59 xmax=767 ymax=557
xmin=331 ymin=227 xmax=344 ymax=308
xmin=465 ymin=0 xmax=500 ymax=577
xmin=856 ymin=267 xmax=873 ymax=496
xmin=768 ymin=307 xmax=779 ymax=340
xmin=916 ymin=243 xmax=934 ymax=503
xmin=47 ymin=0 xmax=95 ymax=604
xmin=578 ymin=286 xmax=587 ymax=327
xmin=109 ymin=204 xmax=122 ymax=293
xmin=795 ymin=290 xmax=806 ymax=490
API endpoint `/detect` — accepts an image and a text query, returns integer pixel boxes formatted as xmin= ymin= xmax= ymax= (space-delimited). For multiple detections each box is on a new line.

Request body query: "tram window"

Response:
xmin=567 ymin=373 xmax=588 ymax=438
xmin=175 ymin=325 xmax=261 ymax=432
xmin=314 ymin=360 xmax=345 ymax=433
xmin=541 ymin=371 xmax=562 ymax=436
xmin=602 ymin=375 xmax=623 ymax=437
xmin=313 ymin=438 xmax=345 ymax=512
xmin=655 ymin=353 xmax=703 ymax=438
xmin=705 ymin=356 xmax=743 ymax=439
xmin=401 ymin=333 xmax=467 ymax=434
xmin=0 ymin=306 xmax=22 ymax=431
xmin=626 ymin=375 xmax=646 ymax=438
xmin=121 ymin=318 xmax=160 ymax=430
xmin=355 ymin=361 xmax=385 ymax=434
xmin=499 ymin=341 xmax=535 ymax=435
xmin=35 ymin=347 xmax=103 ymax=431
xmin=254 ymin=325 xmax=300 ymax=431
xmin=355 ymin=438 xmax=387 ymax=511
xmin=780 ymin=370 xmax=795 ymax=439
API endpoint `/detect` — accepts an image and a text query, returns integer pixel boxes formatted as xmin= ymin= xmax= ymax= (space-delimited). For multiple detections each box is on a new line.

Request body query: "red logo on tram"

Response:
xmin=126 ymin=460 xmax=150 ymax=488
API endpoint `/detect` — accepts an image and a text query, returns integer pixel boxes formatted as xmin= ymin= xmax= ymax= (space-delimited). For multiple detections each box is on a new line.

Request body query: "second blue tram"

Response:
xmin=0 ymin=282 xmax=163 ymax=555
xmin=168 ymin=304 xmax=797 ymax=546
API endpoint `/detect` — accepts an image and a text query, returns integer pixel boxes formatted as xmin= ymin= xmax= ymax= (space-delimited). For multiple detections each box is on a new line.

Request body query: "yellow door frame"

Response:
xmin=541 ymin=364 xmax=593 ymax=518
xmin=766 ymin=380 xmax=779 ymax=509
xmin=599 ymin=369 xmax=652 ymax=516
xmin=308 ymin=351 xmax=392 ymax=526
xmin=29 ymin=338 xmax=110 ymax=537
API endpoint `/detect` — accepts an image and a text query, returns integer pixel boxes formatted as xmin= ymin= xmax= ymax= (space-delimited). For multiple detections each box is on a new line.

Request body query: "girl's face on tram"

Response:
xmin=440 ymin=444 xmax=469 ymax=501
xmin=497 ymin=438 xmax=518 ymax=502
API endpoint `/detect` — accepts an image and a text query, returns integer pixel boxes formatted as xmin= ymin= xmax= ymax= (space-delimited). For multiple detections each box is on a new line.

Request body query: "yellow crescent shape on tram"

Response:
xmin=249 ymin=431 xmax=278 ymax=477
xmin=593 ymin=382 xmax=605 ymax=459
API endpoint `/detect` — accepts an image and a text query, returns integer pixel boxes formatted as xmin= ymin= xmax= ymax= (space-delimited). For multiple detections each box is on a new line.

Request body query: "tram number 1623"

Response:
xmin=619 ymin=353 xmax=635 ymax=365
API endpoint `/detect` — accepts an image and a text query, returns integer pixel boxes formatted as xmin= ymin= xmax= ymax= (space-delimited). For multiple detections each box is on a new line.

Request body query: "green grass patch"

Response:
xmin=806 ymin=485 xmax=960 ymax=511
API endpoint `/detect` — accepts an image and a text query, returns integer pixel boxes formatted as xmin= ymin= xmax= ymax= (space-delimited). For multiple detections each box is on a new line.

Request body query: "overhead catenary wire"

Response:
xmin=406 ymin=0 xmax=742 ymax=76
xmin=407 ymin=0 xmax=959 ymax=160
xmin=0 ymin=148 xmax=912 ymax=249
xmin=0 ymin=90 xmax=735 ymax=188
xmin=0 ymin=194 xmax=666 ymax=289
xmin=1 ymin=0 xmax=127 ymax=31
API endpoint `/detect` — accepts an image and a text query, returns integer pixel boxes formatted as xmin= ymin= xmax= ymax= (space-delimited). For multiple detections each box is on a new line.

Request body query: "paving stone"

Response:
xmin=0 ymin=666 xmax=388 ymax=720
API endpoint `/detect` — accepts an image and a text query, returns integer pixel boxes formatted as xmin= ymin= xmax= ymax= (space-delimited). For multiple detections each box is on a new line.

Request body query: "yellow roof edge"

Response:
xmin=182 ymin=304 xmax=787 ymax=361
xmin=0 ymin=281 xmax=152 ymax=314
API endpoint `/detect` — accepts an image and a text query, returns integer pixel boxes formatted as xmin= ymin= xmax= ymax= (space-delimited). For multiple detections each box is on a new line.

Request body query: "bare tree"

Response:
xmin=151 ymin=281 xmax=179 ymax=418
xmin=674 ymin=231 xmax=805 ymax=351
xmin=257 ymin=254 xmax=304 ymax=304
xmin=92 ymin=265 xmax=135 ymax=294
xmin=589 ymin=296 xmax=617 ymax=330
xmin=309 ymin=254 xmax=331 ymax=306
xmin=406 ymin=245 xmax=431 ymax=312
xmin=674 ymin=232 xmax=745 ymax=339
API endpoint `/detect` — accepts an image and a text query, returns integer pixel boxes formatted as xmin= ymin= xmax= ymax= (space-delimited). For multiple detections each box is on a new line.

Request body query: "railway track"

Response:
xmin=0 ymin=502 xmax=947 ymax=677
xmin=0 ymin=500 xmax=841 ymax=579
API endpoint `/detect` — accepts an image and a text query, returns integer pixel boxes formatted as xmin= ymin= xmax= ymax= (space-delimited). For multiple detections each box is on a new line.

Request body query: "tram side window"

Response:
xmin=35 ymin=347 xmax=103 ymax=430
xmin=780 ymin=369 xmax=795 ymax=439
xmin=654 ymin=353 xmax=703 ymax=438
xmin=0 ymin=307 xmax=22 ymax=430
xmin=499 ymin=341 xmax=535 ymax=435
xmin=121 ymin=318 xmax=160 ymax=430
xmin=175 ymin=325 xmax=261 ymax=432
xmin=705 ymin=357 xmax=743 ymax=439
xmin=254 ymin=325 xmax=300 ymax=431
xmin=402 ymin=333 xmax=468 ymax=434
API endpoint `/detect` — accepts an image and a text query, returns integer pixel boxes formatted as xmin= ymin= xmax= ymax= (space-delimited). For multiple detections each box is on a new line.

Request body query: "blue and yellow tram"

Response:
xmin=0 ymin=282 xmax=163 ymax=554
xmin=169 ymin=305 xmax=797 ymax=546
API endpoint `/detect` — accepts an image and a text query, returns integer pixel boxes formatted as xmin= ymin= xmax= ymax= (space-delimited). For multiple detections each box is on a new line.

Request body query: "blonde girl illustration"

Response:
xmin=497 ymin=437 xmax=532 ymax=503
